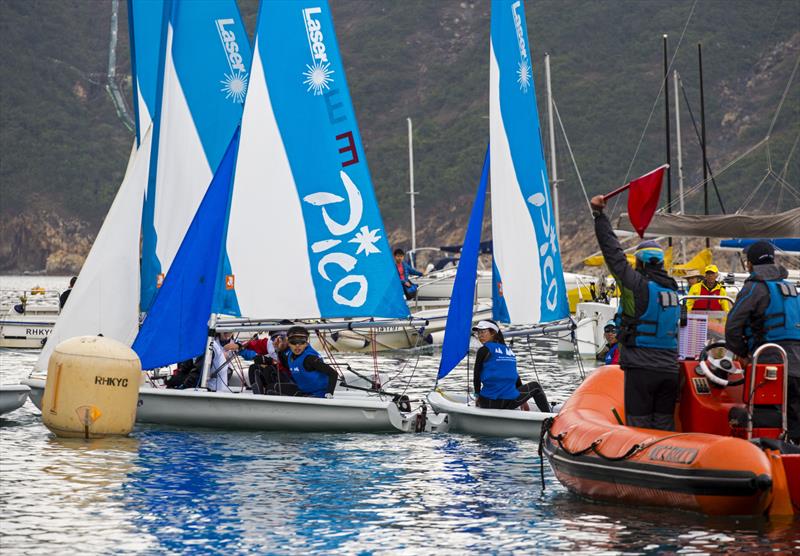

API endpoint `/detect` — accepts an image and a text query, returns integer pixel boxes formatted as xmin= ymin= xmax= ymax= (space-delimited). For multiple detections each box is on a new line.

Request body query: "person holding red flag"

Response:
xmin=591 ymin=194 xmax=681 ymax=431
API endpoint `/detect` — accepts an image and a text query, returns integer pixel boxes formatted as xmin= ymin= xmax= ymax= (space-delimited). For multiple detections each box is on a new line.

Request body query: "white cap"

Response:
xmin=472 ymin=320 xmax=499 ymax=333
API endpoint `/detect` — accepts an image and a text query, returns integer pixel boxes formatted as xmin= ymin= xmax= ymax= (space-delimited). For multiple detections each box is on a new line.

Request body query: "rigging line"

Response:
xmin=767 ymin=169 xmax=800 ymax=198
xmin=756 ymin=176 xmax=781 ymax=213
xmin=552 ymin=98 xmax=591 ymax=213
xmin=779 ymin=132 xmax=800 ymax=179
xmin=766 ymin=52 xmax=800 ymax=140
xmin=662 ymin=137 xmax=769 ymax=212
xmin=678 ymin=79 xmax=727 ymax=213
xmin=612 ymin=0 xmax=699 ymax=220
xmin=737 ymin=172 xmax=770 ymax=214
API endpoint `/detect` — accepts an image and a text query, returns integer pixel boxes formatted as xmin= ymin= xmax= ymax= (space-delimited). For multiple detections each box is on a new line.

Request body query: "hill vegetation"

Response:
xmin=0 ymin=0 xmax=797 ymax=272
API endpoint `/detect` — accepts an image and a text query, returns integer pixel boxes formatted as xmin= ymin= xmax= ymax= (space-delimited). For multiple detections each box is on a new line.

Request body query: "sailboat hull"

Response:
xmin=0 ymin=385 xmax=29 ymax=415
xmin=427 ymin=390 xmax=550 ymax=439
xmin=23 ymin=377 xmax=423 ymax=433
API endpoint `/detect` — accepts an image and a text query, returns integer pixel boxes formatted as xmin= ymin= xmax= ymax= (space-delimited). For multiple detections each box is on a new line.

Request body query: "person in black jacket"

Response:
xmin=591 ymin=195 xmax=680 ymax=431
xmin=472 ymin=320 xmax=550 ymax=412
xmin=725 ymin=240 xmax=800 ymax=443
xmin=59 ymin=276 xmax=77 ymax=309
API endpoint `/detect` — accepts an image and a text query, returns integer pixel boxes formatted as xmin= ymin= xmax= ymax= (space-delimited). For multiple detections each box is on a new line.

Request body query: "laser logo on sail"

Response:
xmin=302 ymin=7 xmax=335 ymax=95
xmin=215 ymin=18 xmax=248 ymax=103
xmin=510 ymin=1 xmax=531 ymax=92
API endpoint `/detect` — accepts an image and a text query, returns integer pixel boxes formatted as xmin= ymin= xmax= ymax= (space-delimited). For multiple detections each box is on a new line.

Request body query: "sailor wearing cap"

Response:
xmin=726 ymin=240 xmax=800 ymax=443
xmin=276 ymin=326 xmax=338 ymax=398
xmin=590 ymin=194 xmax=681 ymax=431
xmin=596 ymin=320 xmax=620 ymax=365
xmin=686 ymin=264 xmax=729 ymax=312
xmin=471 ymin=320 xmax=551 ymax=412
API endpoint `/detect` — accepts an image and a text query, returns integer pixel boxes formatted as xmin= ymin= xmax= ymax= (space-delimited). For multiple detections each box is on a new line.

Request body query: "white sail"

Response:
xmin=34 ymin=128 xmax=152 ymax=373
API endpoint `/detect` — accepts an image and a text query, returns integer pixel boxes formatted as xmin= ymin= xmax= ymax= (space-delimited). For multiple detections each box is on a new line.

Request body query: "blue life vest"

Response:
xmin=604 ymin=343 xmax=619 ymax=365
xmin=619 ymin=281 xmax=680 ymax=350
xmin=479 ymin=342 xmax=520 ymax=400
xmin=286 ymin=345 xmax=329 ymax=398
xmin=746 ymin=279 xmax=800 ymax=349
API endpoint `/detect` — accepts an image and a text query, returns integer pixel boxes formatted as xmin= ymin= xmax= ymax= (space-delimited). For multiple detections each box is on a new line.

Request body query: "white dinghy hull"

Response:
xmin=0 ymin=384 xmax=30 ymax=415
xmin=23 ymin=377 xmax=431 ymax=433
xmin=427 ymin=390 xmax=550 ymax=440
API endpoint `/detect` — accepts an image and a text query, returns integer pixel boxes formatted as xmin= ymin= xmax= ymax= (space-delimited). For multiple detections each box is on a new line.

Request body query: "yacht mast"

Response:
xmin=545 ymin=53 xmax=560 ymax=242
xmin=407 ymin=117 xmax=417 ymax=252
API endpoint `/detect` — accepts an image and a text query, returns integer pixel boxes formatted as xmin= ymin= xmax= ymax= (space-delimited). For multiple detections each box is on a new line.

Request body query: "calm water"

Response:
xmin=1 ymin=276 xmax=798 ymax=555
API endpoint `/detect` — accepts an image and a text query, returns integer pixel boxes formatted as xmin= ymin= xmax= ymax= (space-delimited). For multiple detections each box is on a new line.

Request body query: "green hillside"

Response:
xmin=0 ymin=0 xmax=797 ymax=271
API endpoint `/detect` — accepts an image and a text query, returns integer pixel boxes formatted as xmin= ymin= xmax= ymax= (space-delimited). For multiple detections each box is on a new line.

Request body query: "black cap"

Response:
xmin=745 ymin=240 xmax=775 ymax=265
xmin=287 ymin=325 xmax=309 ymax=339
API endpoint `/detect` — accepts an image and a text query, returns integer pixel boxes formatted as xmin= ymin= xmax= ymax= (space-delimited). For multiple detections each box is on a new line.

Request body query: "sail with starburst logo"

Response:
xmin=221 ymin=0 xmax=408 ymax=319
xmin=139 ymin=0 xmax=252 ymax=313
xmin=489 ymin=0 xmax=568 ymax=324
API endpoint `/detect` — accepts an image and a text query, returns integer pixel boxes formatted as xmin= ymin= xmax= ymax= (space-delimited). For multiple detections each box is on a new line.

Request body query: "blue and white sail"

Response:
xmin=140 ymin=0 xmax=252 ymax=312
xmin=438 ymin=149 xmax=490 ymax=380
xmin=127 ymin=0 xmax=166 ymax=146
xmin=224 ymin=0 xmax=408 ymax=319
xmin=133 ymin=130 xmax=241 ymax=370
xmin=489 ymin=0 xmax=568 ymax=324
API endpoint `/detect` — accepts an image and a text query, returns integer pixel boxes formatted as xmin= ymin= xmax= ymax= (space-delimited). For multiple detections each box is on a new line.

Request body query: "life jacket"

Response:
xmin=618 ymin=281 xmax=680 ymax=350
xmin=604 ymin=343 xmax=619 ymax=365
xmin=693 ymin=282 xmax=724 ymax=311
xmin=286 ymin=345 xmax=329 ymax=398
xmin=745 ymin=279 xmax=800 ymax=350
xmin=479 ymin=342 xmax=520 ymax=400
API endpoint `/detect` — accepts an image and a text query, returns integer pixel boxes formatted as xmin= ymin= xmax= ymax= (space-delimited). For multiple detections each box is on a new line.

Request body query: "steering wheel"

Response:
xmin=697 ymin=341 xmax=745 ymax=387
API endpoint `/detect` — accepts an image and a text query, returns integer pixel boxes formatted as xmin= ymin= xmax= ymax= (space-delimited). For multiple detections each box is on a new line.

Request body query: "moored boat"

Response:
xmin=542 ymin=344 xmax=800 ymax=516
xmin=0 ymin=384 xmax=30 ymax=415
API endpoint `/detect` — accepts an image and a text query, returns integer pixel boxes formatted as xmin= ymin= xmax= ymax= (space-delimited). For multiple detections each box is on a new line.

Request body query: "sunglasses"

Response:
xmin=288 ymin=337 xmax=308 ymax=346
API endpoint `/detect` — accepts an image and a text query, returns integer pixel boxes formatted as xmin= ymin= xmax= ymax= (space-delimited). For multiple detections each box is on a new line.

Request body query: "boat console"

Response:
xmin=678 ymin=342 xmax=788 ymax=440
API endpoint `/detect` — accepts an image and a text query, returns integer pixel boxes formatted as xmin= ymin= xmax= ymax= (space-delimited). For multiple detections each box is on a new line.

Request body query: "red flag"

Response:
xmin=627 ymin=165 xmax=666 ymax=238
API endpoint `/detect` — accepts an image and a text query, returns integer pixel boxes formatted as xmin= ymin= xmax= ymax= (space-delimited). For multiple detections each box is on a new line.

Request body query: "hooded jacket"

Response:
xmin=725 ymin=263 xmax=800 ymax=378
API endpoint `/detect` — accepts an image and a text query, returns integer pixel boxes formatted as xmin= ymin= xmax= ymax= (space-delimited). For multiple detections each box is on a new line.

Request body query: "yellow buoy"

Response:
xmin=42 ymin=336 xmax=141 ymax=438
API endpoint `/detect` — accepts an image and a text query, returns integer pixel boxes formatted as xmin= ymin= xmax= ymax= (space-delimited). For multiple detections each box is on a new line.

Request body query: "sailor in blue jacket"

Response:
xmin=472 ymin=320 xmax=551 ymax=412
xmin=725 ymin=240 xmax=800 ymax=443
xmin=277 ymin=326 xmax=338 ymax=398
xmin=591 ymin=195 xmax=681 ymax=431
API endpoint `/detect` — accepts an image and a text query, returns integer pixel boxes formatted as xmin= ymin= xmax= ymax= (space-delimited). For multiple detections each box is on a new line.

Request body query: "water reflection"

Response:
xmin=2 ymin=336 xmax=799 ymax=554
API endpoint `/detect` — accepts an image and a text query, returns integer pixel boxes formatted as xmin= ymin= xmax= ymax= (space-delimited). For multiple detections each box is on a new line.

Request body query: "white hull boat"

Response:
xmin=0 ymin=303 xmax=59 ymax=349
xmin=427 ymin=390 xmax=551 ymax=439
xmin=0 ymin=384 xmax=30 ymax=415
xmin=327 ymin=303 xmax=493 ymax=352
xmin=23 ymin=376 xmax=448 ymax=434
xmin=414 ymin=269 xmax=493 ymax=300
xmin=557 ymin=301 xmax=618 ymax=358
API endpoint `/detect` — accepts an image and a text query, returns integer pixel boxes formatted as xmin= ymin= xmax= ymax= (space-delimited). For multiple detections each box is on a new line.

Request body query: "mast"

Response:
xmin=407 ymin=117 xmax=417 ymax=252
xmin=545 ymin=53 xmax=560 ymax=242
xmin=699 ymin=43 xmax=710 ymax=248
xmin=663 ymin=35 xmax=673 ymax=248
xmin=673 ymin=69 xmax=686 ymax=262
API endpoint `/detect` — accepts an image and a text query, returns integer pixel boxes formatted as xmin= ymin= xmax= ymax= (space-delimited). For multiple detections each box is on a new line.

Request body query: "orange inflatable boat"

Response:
xmin=542 ymin=344 xmax=800 ymax=516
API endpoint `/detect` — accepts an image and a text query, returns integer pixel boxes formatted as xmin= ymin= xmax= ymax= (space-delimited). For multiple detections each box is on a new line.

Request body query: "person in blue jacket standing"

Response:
xmin=725 ymin=240 xmax=800 ymax=443
xmin=394 ymin=248 xmax=423 ymax=299
xmin=591 ymin=195 xmax=681 ymax=431
xmin=472 ymin=320 xmax=551 ymax=412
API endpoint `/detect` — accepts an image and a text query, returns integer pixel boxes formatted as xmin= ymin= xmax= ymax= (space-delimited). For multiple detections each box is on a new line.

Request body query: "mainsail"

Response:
xmin=489 ymin=0 xmax=569 ymax=324
xmin=34 ymin=128 xmax=153 ymax=373
xmin=140 ymin=0 xmax=252 ymax=312
xmin=224 ymin=0 xmax=408 ymax=319
xmin=437 ymin=0 xmax=569 ymax=380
